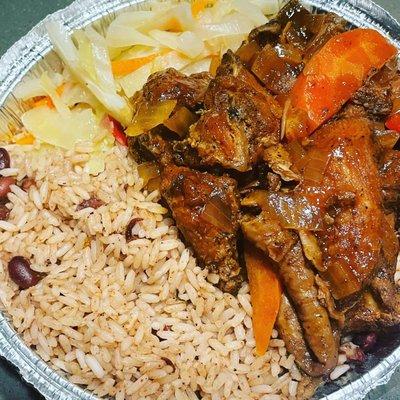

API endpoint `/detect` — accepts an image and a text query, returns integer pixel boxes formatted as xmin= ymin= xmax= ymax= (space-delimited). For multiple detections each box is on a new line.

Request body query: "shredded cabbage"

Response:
xmin=148 ymin=30 xmax=205 ymax=58
xmin=46 ymin=21 xmax=132 ymax=126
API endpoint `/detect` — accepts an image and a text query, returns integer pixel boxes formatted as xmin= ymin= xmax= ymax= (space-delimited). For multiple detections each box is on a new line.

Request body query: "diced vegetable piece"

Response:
xmin=146 ymin=176 xmax=162 ymax=192
xmin=244 ymin=243 xmax=282 ymax=356
xmin=386 ymin=113 xmax=400 ymax=133
xmin=252 ymin=44 xmax=302 ymax=95
xmin=201 ymin=194 xmax=234 ymax=232
xmin=137 ymin=162 xmax=161 ymax=186
xmin=103 ymin=115 xmax=128 ymax=146
xmin=285 ymin=28 xmax=397 ymax=141
xmin=126 ymin=100 xmax=177 ymax=137
xmin=164 ymin=107 xmax=198 ymax=136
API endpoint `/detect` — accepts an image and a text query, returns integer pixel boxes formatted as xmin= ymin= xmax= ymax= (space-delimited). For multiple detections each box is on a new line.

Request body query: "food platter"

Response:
xmin=0 ymin=0 xmax=399 ymax=399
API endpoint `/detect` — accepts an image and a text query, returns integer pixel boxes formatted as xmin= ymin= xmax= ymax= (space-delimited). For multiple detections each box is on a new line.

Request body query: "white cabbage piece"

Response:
xmin=40 ymin=72 xmax=70 ymax=116
xmin=118 ymin=51 xmax=191 ymax=98
xmin=231 ymin=0 xmax=269 ymax=26
xmin=14 ymin=72 xmax=64 ymax=100
xmin=249 ymin=0 xmax=281 ymax=15
xmin=106 ymin=25 xmax=159 ymax=48
xmin=148 ymin=30 xmax=205 ymax=58
xmin=22 ymin=106 xmax=100 ymax=150
xmin=196 ymin=12 xmax=254 ymax=40
xmin=46 ymin=21 xmax=132 ymax=126
xmin=181 ymin=57 xmax=212 ymax=75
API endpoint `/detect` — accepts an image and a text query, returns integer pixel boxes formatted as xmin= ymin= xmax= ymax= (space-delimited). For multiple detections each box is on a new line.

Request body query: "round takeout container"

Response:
xmin=0 ymin=0 xmax=400 ymax=399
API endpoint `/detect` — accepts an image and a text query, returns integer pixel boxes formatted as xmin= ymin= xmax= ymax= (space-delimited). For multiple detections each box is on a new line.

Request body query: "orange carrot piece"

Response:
xmin=112 ymin=51 xmax=169 ymax=77
xmin=33 ymin=97 xmax=54 ymax=109
xmin=286 ymin=28 xmax=397 ymax=141
xmin=244 ymin=244 xmax=282 ymax=356
xmin=15 ymin=133 xmax=35 ymax=145
xmin=191 ymin=0 xmax=216 ymax=18
xmin=386 ymin=113 xmax=400 ymax=133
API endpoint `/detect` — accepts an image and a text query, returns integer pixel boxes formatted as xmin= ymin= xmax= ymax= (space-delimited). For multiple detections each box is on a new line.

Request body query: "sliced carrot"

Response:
xmin=286 ymin=28 xmax=397 ymax=141
xmin=15 ymin=133 xmax=35 ymax=145
xmin=192 ymin=0 xmax=216 ymax=18
xmin=33 ymin=96 xmax=54 ymax=109
xmin=112 ymin=51 xmax=169 ymax=77
xmin=244 ymin=243 xmax=282 ymax=356
xmin=386 ymin=113 xmax=400 ymax=133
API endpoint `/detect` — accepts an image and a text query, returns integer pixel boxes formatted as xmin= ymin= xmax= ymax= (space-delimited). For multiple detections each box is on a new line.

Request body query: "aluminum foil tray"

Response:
xmin=0 ymin=0 xmax=399 ymax=399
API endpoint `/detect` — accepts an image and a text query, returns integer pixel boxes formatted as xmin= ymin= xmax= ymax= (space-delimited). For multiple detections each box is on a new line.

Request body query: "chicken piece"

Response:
xmin=371 ymin=258 xmax=400 ymax=316
xmin=298 ymin=230 xmax=323 ymax=272
xmin=280 ymin=242 xmax=338 ymax=366
xmin=128 ymin=129 xmax=204 ymax=169
xmin=344 ymin=290 xmax=400 ymax=334
xmin=142 ymin=68 xmax=212 ymax=110
xmin=277 ymin=294 xmax=338 ymax=377
xmin=161 ymin=165 xmax=242 ymax=293
xmin=380 ymin=150 xmax=400 ymax=190
xmin=263 ymin=144 xmax=300 ymax=181
xmin=380 ymin=150 xmax=400 ymax=218
xmin=301 ymin=118 xmax=394 ymax=299
xmin=128 ymin=129 xmax=174 ymax=165
xmin=129 ymin=69 xmax=212 ymax=166
xmin=241 ymin=205 xmax=338 ymax=367
xmin=241 ymin=211 xmax=296 ymax=263
xmin=351 ymin=61 xmax=396 ymax=119
xmin=187 ymin=51 xmax=282 ymax=172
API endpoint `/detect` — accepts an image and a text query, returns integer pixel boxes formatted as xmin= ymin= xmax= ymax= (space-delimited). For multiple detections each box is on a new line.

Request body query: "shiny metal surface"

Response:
xmin=0 ymin=1 xmax=399 ymax=399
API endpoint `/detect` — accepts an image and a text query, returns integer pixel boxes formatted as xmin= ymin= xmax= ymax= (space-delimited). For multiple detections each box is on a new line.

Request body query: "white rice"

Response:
xmin=0 ymin=143 xmax=307 ymax=399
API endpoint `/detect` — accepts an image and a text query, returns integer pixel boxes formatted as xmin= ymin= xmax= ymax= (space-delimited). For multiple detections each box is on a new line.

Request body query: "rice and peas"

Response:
xmin=0 ymin=0 xmax=393 ymax=399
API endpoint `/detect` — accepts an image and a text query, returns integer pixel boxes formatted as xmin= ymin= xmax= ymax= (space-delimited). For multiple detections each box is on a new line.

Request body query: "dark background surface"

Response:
xmin=0 ymin=0 xmax=399 ymax=399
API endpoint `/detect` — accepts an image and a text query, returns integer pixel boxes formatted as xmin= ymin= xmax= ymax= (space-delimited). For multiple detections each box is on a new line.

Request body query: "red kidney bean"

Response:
xmin=0 ymin=177 xmax=16 ymax=199
xmin=76 ymin=197 xmax=104 ymax=211
xmin=0 ymin=148 xmax=10 ymax=170
xmin=0 ymin=205 xmax=10 ymax=220
xmin=20 ymin=177 xmax=36 ymax=191
xmin=347 ymin=347 xmax=366 ymax=363
xmin=125 ymin=218 xmax=142 ymax=242
xmin=8 ymin=256 xmax=44 ymax=289
xmin=161 ymin=357 xmax=176 ymax=372
xmin=354 ymin=332 xmax=377 ymax=352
